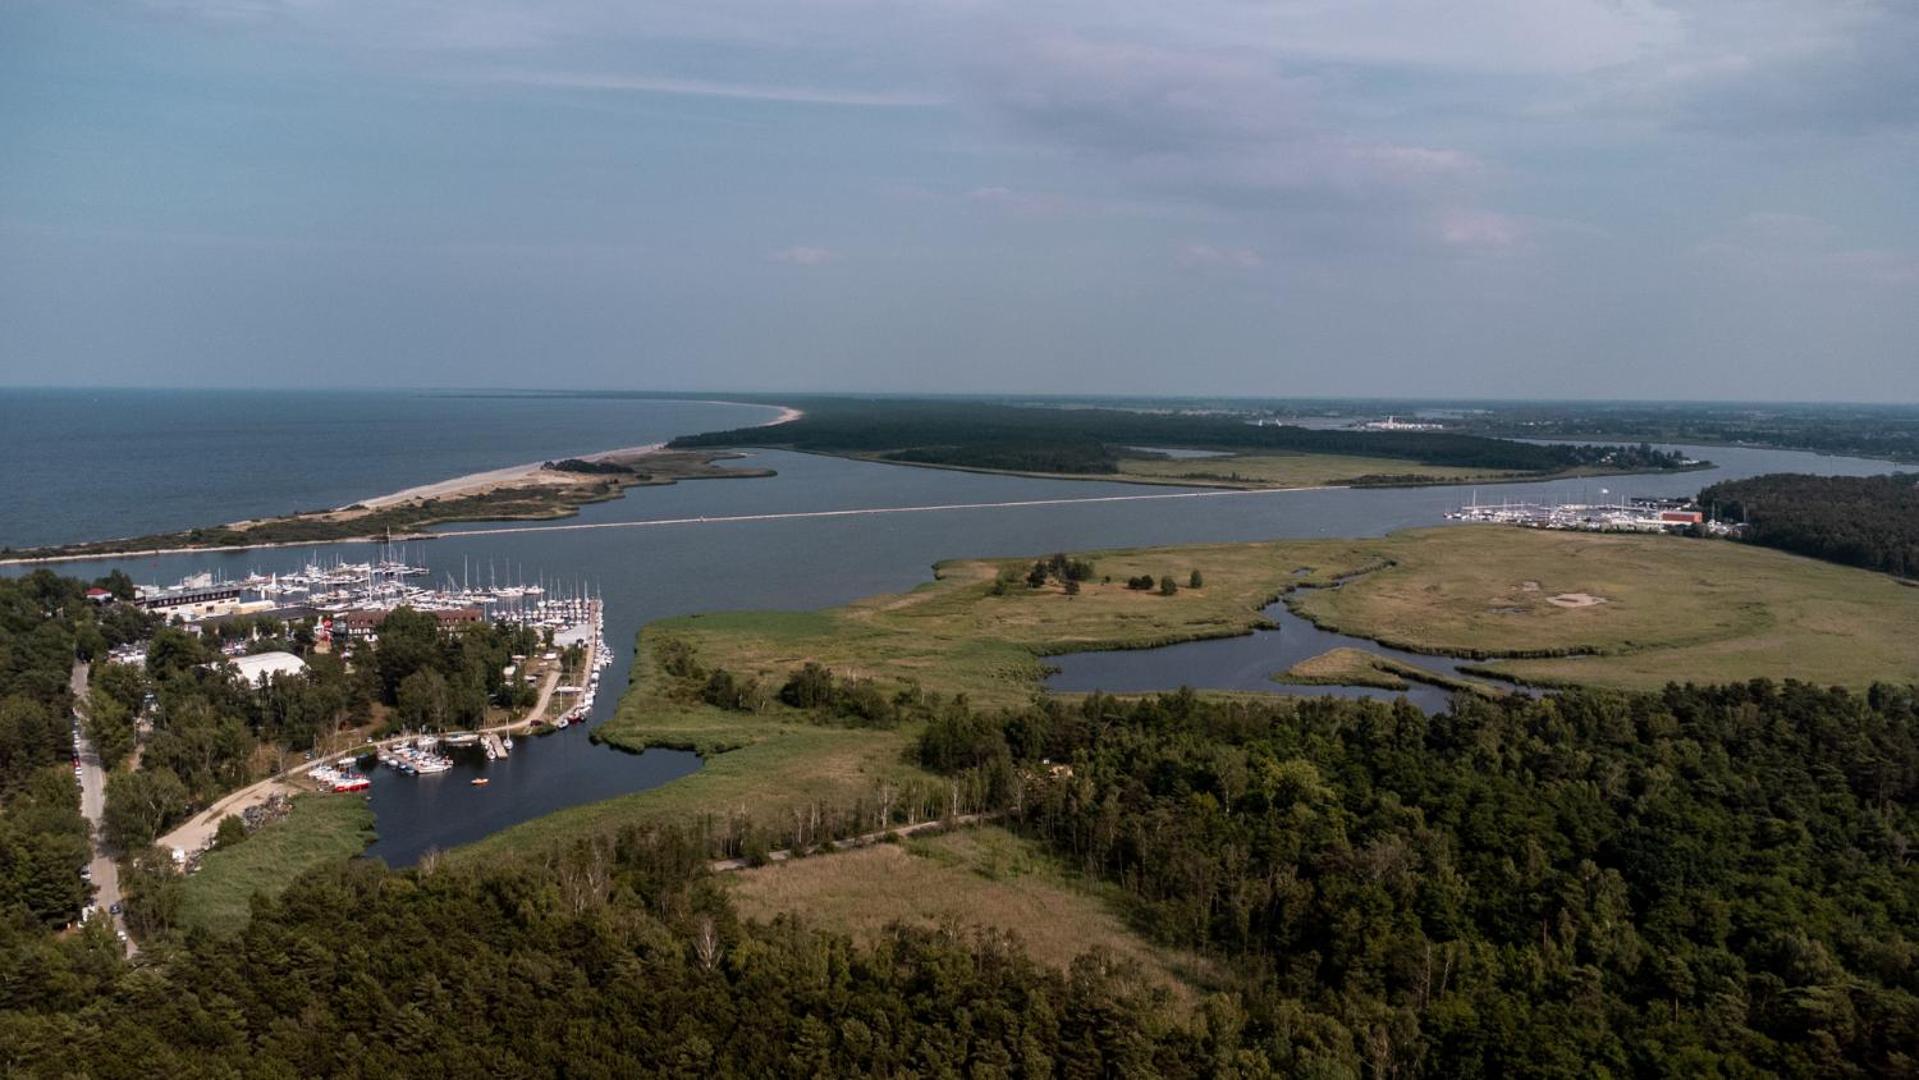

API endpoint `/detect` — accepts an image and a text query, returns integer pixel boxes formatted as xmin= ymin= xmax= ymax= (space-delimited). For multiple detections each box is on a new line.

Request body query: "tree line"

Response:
xmin=0 ymin=571 xmax=155 ymax=928
xmin=6 ymin=677 xmax=1915 ymax=1076
xmin=1699 ymin=472 xmax=1919 ymax=577
xmin=669 ymin=399 xmax=1698 ymax=476
xmin=915 ymin=681 xmax=1919 ymax=1076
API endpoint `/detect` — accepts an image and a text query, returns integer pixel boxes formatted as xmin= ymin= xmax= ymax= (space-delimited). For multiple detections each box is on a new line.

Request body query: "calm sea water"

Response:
xmin=6 ymin=392 xmax=1904 ymax=865
xmin=0 ymin=390 xmax=774 ymax=549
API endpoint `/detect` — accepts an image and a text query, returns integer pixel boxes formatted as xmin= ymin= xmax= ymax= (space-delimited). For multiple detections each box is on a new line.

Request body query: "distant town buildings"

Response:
xmin=136 ymin=581 xmax=246 ymax=619
xmin=330 ymin=606 xmax=482 ymax=642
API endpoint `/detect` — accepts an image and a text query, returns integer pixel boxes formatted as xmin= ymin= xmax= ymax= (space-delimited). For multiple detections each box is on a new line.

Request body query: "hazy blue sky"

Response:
xmin=2 ymin=0 xmax=1915 ymax=399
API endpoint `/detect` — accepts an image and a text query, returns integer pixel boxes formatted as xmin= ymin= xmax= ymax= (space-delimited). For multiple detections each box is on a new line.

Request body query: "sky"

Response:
xmin=1 ymin=0 xmax=1915 ymax=400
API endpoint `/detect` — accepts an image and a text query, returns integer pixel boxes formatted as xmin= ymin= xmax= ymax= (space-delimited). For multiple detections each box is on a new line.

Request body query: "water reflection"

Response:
xmin=1046 ymin=598 xmax=1474 ymax=712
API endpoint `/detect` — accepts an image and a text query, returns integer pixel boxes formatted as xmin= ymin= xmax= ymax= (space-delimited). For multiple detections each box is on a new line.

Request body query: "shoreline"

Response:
xmin=0 ymin=401 xmax=802 ymax=566
xmin=352 ymin=402 xmax=801 ymax=511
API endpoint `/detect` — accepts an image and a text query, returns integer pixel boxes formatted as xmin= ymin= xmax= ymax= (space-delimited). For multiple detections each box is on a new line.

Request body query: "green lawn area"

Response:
xmin=176 ymin=794 xmax=374 ymax=936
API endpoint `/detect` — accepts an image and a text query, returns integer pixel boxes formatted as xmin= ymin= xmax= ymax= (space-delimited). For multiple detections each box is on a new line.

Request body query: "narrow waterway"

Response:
xmin=1045 ymin=597 xmax=1478 ymax=711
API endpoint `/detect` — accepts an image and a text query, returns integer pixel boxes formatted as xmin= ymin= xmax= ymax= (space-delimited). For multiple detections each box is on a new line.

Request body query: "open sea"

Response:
xmin=0 ymin=389 xmax=772 ymax=550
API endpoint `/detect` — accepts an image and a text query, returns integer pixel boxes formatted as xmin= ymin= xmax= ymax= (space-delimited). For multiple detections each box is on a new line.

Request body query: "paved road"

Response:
xmin=70 ymin=661 xmax=133 ymax=954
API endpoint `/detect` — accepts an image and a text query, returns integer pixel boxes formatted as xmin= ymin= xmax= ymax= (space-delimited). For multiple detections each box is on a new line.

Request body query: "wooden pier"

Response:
xmin=482 ymin=732 xmax=508 ymax=758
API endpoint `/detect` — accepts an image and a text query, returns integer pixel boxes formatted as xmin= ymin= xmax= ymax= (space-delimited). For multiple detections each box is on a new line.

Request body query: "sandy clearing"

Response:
xmin=160 ymin=779 xmax=303 ymax=856
xmin=1548 ymin=592 xmax=1608 ymax=608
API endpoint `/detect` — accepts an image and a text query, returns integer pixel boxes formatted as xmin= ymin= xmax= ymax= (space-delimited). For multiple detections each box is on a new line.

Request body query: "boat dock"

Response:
xmin=482 ymin=732 xmax=508 ymax=759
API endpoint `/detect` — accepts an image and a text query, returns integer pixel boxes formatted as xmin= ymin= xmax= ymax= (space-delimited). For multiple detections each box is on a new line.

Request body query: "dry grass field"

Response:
xmin=1289 ymin=527 xmax=1919 ymax=689
xmin=1115 ymin=451 xmax=1525 ymax=488
xmin=727 ymin=826 xmax=1210 ymax=1006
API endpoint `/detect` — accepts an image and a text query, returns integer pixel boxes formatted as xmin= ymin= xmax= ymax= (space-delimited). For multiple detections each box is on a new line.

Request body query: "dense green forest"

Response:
xmin=0 ymin=572 xmax=152 ymax=928
xmin=1454 ymin=403 xmax=1919 ymax=465
xmin=0 ymin=828 xmax=1207 ymax=1077
xmin=671 ymin=400 xmax=1697 ymax=476
xmin=3 ymin=681 xmax=1915 ymax=1076
xmin=1699 ymin=473 xmax=1919 ymax=577
xmin=6 ymin=569 xmax=1919 ymax=1075
xmin=920 ymin=683 xmax=1919 ymax=1076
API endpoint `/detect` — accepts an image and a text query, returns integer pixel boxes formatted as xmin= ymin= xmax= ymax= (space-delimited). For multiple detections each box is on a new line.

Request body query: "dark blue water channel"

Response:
xmin=8 ymin=399 xmax=1906 ymax=864
xmin=348 ymin=737 xmax=702 ymax=864
xmin=1046 ymin=597 xmax=1475 ymax=712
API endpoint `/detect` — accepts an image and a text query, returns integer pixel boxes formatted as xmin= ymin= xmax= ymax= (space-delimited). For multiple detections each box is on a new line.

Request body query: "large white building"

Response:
xmin=226 ymin=651 xmax=308 ymax=687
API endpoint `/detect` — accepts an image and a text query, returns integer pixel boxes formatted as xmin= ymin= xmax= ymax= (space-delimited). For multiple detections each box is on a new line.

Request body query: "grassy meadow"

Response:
xmin=1289 ymin=527 xmax=1919 ymax=689
xmin=1115 ymin=451 xmax=1528 ymax=488
xmin=727 ymin=826 xmax=1211 ymax=1005
xmin=241 ymin=523 xmax=1919 ymax=978
xmin=470 ymin=524 xmax=1919 ymax=863
xmin=176 ymin=794 xmax=375 ymax=935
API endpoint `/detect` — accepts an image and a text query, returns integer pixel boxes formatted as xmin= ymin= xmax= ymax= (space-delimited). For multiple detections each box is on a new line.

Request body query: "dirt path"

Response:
xmin=707 ymin=813 xmax=997 ymax=873
xmin=157 ymin=779 xmax=303 ymax=857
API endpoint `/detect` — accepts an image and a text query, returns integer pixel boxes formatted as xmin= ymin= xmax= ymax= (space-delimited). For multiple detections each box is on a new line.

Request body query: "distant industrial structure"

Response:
xmin=1356 ymin=415 xmax=1446 ymax=432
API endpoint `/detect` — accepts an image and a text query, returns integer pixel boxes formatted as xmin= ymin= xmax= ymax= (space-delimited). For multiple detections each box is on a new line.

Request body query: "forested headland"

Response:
xmin=670 ymin=399 xmax=1698 ymax=479
xmin=1700 ymin=473 xmax=1919 ymax=577
xmin=1454 ymin=402 xmax=1919 ymax=465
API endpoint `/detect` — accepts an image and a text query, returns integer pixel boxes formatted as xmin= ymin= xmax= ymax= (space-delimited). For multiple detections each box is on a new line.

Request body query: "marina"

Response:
xmin=1445 ymin=493 xmax=1741 ymax=535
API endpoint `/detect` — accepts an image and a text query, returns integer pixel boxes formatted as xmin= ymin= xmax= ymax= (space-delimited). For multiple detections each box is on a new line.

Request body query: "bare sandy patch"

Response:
xmin=1548 ymin=592 xmax=1608 ymax=608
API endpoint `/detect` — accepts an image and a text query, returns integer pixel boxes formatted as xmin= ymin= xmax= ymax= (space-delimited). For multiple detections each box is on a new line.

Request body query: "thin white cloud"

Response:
xmin=1175 ymin=243 xmax=1262 ymax=270
xmin=1438 ymin=209 xmax=1525 ymax=253
xmin=1695 ymin=213 xmax=1919 ymax=287
xmin=486 ymin=69 xmax=944 ymax=108
xmin=767 ymin=246 xmax=842 ymax=265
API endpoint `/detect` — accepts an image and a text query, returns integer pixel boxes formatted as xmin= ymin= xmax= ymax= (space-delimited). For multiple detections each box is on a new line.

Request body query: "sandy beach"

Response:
xmin=351 ymin=402 xmax=800 ymax=511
